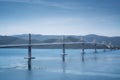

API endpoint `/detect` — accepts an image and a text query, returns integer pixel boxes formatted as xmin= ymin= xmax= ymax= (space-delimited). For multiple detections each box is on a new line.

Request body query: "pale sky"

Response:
xmin=0 ymin=0 xmax=120 ymax=36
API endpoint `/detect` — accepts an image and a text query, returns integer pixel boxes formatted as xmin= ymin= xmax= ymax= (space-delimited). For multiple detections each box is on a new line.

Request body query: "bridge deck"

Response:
xmin=0 ymin=42 xmax=105 ymax=48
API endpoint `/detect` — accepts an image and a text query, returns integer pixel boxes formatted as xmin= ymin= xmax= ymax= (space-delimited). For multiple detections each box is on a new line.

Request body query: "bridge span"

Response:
xmin=0 ymin=34 xmax=119 ymax=70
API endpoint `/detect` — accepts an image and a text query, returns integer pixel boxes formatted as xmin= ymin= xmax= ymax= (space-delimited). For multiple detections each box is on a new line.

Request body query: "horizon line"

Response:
xmin=0 ymin=33 xmax=120 ymax=37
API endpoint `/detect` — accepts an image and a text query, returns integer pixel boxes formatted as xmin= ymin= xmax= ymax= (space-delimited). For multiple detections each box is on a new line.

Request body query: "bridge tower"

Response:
xmin=82 ymin=43 xmax=85 ymax=61
xmin=93 ymin=39 xmax=97 ymax=53
xmin=62 ymin=36 xmax=67 ymax=62
xmin=25 ymin=33 xmax=35 ymax=70
xmin=102 ymin=41 xmax=106 ymax=52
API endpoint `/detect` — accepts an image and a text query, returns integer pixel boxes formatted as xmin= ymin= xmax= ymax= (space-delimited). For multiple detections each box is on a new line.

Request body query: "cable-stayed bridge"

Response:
xmin=0 ymin=34 xmax=119 ymax=70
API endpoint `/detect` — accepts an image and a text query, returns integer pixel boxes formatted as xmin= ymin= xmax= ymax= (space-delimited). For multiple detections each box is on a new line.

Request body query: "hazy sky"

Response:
xmin=0 ymin=0 xmax=120 ymax=36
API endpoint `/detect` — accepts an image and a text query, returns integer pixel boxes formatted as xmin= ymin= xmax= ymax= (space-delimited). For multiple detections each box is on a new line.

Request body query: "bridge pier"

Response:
xmin=25 ymin=33 xmax=35 ymax=70
xmin=62 ymin=36 xmax=67 ymax=62
xmin=82 ymin=43 xmax=85 ymax=54
xmin=28 ymin=46 xmax=32 ymax=70
xmin=94 ymin=43 xmax=97 ymax=53
xmin=27 ymin=46 xmax=35 ymax=70
xmin=62 ymin=43 xmax=66 ymax=62
xmin=81 ymin=43 xmax=85 ymax=61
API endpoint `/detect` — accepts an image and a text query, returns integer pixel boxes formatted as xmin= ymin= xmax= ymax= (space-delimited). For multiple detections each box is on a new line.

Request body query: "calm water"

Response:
xmin=0 ymin=49 xmax=120 ymax=80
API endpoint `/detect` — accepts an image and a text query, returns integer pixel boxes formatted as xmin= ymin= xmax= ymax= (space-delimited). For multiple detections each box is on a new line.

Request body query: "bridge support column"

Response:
xmin=82 ymin=45 xmax=84 ymax=54
xmin=62 ymin=36 xmax=67 ymax=62
xmin=27 ymin=46 xmax=35 ymax=70
xmin=25 ymin=33 xmax=35 ymax=70
xmin=82 ymin=43 xmax=85 ymax=62
xmin=94 ymin=43 xmax=97 ymax=53
xmin=62 ymin=44 xmax=66 ymax=62
xmin=28 ymin=46 xmax=32 ymax=70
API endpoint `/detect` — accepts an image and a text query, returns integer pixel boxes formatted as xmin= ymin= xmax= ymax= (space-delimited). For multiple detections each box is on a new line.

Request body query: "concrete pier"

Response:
xmin=82 ymin=43 xmax=85 ymax=62
xmin=62 ymin=36 xmax=66 ymax=62
xmin=28 ymin=33 xmax=32 ymax=70
xmin=94 ymin=43 xmax=97 ymax=53
xmin=62 ymin=43 xmax=65 ymax=62
xmin=24 ymin=33 xmax=35 ymax=70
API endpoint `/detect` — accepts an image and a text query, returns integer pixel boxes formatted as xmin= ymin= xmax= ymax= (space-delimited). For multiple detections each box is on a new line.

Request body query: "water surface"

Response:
xmin=0 ymin=49 xmax=120 ymax=80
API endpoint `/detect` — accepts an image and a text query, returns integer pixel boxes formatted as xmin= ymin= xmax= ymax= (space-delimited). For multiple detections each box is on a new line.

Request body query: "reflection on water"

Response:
xmin=61 ymin=62 xmax=66 ymax=73
xmin=26 ymin=70 xmax=33 ymax=80
xmin=94 ymin=53 xmax=97 ymax=61
xmin=28 ymin=59 xmax=31 ymax=70
xmin=0 ymin=49 xmax=120 ymax=80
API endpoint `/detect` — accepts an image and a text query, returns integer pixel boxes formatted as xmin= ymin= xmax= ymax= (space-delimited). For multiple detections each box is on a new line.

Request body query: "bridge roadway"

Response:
xmin=0 ymin=42 xmax=106 ymax=48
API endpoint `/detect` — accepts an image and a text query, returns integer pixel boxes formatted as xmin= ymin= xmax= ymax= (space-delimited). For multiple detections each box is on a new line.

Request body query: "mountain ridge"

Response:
xmin=0 ymin=34 xmax=120 ymax=46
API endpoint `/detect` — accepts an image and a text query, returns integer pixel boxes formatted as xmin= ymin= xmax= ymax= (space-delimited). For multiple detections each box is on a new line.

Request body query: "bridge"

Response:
xmin=0 ymin=34 xmax=119 ymax=70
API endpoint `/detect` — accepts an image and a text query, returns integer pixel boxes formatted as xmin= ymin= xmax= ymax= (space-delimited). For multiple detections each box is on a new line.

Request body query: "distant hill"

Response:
xmin=13 ymin=34 xmax=60 ymax=41
xmin=0 ymin=34 xmax=120 ymax=47
xmin=0 ymin=36 xmax=27 ymax=44
xmin=83 ymin=34 xmax=120 ymax=46
xmin=0 ymin=35 xmax=40 ymax=45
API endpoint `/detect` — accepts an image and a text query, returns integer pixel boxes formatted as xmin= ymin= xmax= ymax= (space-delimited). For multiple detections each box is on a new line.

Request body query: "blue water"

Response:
xmin=0 ymin=49 xmax=120 ymax=80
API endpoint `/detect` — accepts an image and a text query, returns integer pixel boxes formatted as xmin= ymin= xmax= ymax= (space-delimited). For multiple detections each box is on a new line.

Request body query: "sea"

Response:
xmin=0 ymin=48 xmax=120 ymax=80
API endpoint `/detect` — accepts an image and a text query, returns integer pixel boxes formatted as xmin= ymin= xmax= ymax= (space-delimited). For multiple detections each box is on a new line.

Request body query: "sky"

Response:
xmin=0 ymin=0 xmax=120 ymax=36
